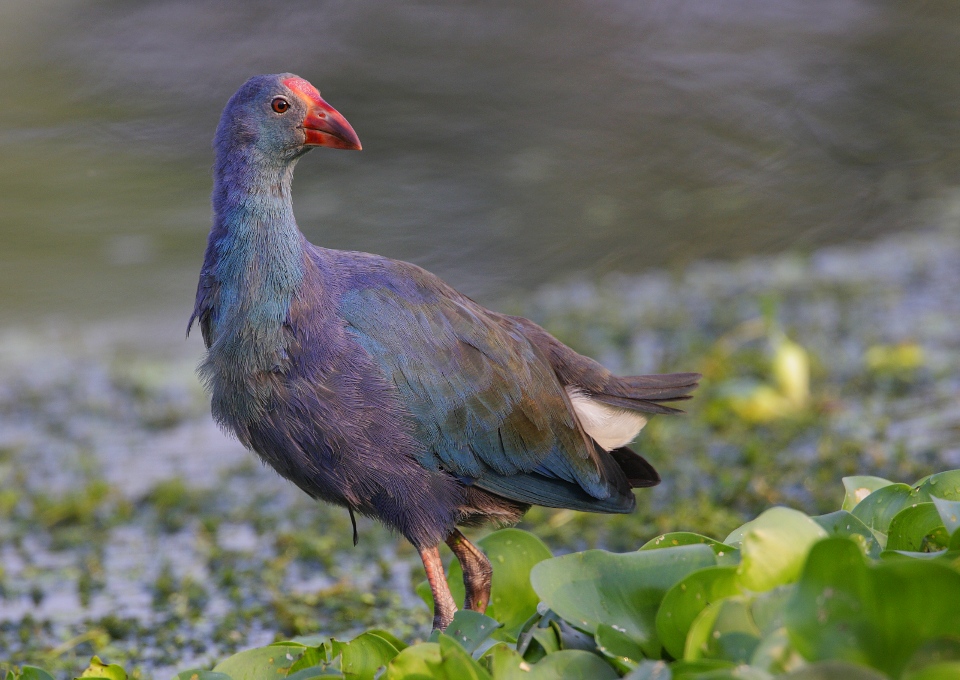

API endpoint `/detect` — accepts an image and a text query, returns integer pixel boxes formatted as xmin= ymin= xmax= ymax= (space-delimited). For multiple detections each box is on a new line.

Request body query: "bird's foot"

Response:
xmin=445 ymin=529 xmax=492 ymax=613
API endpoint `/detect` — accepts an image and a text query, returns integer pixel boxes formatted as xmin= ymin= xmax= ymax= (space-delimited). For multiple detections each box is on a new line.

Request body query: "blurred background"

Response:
xmin=1 ymin=0 xmax=958 ymax=332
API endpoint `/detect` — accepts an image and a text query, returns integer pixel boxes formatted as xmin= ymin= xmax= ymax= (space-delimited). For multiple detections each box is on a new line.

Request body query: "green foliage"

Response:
xmin=9 ymin=469 xmax=960 ymax=679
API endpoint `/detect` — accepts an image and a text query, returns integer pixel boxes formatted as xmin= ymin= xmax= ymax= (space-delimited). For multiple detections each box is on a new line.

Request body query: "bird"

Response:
xmin=190 ymin=73 xmax=700 ymax=631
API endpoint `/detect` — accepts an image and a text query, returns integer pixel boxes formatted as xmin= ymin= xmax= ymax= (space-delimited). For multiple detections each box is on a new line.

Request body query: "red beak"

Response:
xmin=283 ymin=76 xmax=362 ymax=151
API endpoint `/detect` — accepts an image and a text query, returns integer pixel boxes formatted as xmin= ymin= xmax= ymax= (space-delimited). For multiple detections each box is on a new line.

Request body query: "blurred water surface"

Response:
xmin=1 ymin=0 xmax=958 ymax=331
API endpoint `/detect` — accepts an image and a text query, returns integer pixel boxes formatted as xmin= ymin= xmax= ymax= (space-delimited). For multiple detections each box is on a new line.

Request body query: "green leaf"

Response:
xmin=812 ymin=511 xmax=882 ymax=558
xmin=931 ymin=496 xmax=960 ymax=535
xmin=283 ymin=635 xmax=329 ymax=648
xmin=656 ymin=565 xmax=740 ymax=659
xmin=886 ymin=503 xmax=950 ymax=552
xmin=480 ymin=644 xmax=528 ymax=680
xmin=905 ymin=662 xmax=960 ymax=680
xmin=842 ymin=476 xmax=894 ymax=512
xmin=916 ymin=471 xmax=960 ymax=501
xmin=525 ymin=650 xmax=618 ymax=679
xmin=621 ymin=660 xmax=672 ymax=680
xmin=660 ymin=659 xmax=737 ymax=678
xmin=684 ymin=596 xmax=761 ymax=663
xmin=530 ymin=543 xmax=717 ymax=657
xmin=331 ymin=632 xmax=400 ymax=680
xmin=382 ymin=638 xmax=491 ymax=680
xmin=736 ymin=508 xmax=827 ymax=592
xmin=19 ymin=669 xmax=58 ymax=680
xmin=382 ymin=642 xmax=442 ymax=680
xmin=438 ymin=610 xmax=501 ymax=655
xmin=786 ymin=537 xmax=960 ymax=677
xmin=595 ymin=623 xmax=645 ymax=672
xmin=213 ymin=644 xmax=305 ymax=680
xmin=418 ymin=529 xmax=551 ymax=639
xmin=173 ymin=672 xmax=234 ymax=680
xmin=286 ymin=644 xmax=330 ymax=675
xmin=283 ymin=668 xmax=342 ymax=680
xmin=851 ymin=483 xmax=922 ymax=540
xmin=77 ymin=657 xmax=127 ymax=680
xmin=362 ymin=629 xmax=407 ymax=652
xmin=436 ymin=635 xmax=492 ymax=679
xmin=749 ymin=586 xmax=794 ymax=636
xmin=780 ymin=661 xmax=889 ymax=679
xmin=749 ymin=627 xmax=803 ymax=674
xmin=640 ymin=533 xmax=739 ymax=565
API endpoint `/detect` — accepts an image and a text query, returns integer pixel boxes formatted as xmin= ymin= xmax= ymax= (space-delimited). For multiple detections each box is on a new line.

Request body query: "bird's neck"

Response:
xmin=212 ymin=150 xmax=306 ymax=315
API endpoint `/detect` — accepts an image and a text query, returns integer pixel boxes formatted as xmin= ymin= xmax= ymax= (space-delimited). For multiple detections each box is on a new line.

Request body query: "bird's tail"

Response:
xmin=585 ymin=372 xmax=701 ymax=415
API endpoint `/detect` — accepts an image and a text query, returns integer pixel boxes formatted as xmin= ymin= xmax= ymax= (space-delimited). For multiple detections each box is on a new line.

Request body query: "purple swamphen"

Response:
xmin=190 ymin=74 xmax=700 ymax=631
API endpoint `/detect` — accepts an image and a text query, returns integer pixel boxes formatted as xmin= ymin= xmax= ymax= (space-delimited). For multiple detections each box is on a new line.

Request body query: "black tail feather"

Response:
xmin=609 ymin=446 xmax=660 ymax=488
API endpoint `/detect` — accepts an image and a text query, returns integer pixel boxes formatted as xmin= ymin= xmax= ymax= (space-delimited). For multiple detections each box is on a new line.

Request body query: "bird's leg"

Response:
xmin=419 ymin=545 xmax=457 ymax=630
xmin=445 ymin=529 xmax=492 ymax=613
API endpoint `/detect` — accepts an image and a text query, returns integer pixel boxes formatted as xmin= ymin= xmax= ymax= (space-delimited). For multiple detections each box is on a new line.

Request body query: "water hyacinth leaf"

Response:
xmin=78 ymin=657 xmax=126 ymax=680
xmin=621 ymin=660 xmax=672 ymax=680
xmin=522 ymin=625 xmax=561 ymax=663
xmin=886 ymin=503 xmax=950 ymax=552
xmin=786 ymin=537 xmax=960 ymax=677
xmin=383 ymin=636 xmax=492 ymax=680
xmin=283 ymin=667 xmax=342 ymax=680
xmin=437 ymin=635 xmax=493 ymax=679
xmin=595 ymin=623 xmax=645 ymax=672
xmin=287 ymin=646 xmax=329 ymax=675
xmin=851 ymin=483 xmax=925 ymax=538
xmin=382 ymin=642 xmax=441 ymax=679
xmin=780 ymin=661 xmax=889 ymax=679
xmin=812 ymin=511 xmax=882 ymax=558
xmin=530 ymin=543 xmax=717 ymax=657
xmin=842 ymin=476 xmax=894 ymax=512
xmin=552 ymin=617 xmax=598 ymax=653
xmin=330 ymin=632 xmax=401 ymax=680
xmin=524 ymin=650 xmax=619 ymax=679
xmin=736 ymin=508 xmax=827 ymax=592
xmin=902 ymin=638 xmax=960 ymax=677
xmin=750 ymin=627 xmax=804 ymax=675
xmin=640 ymin=532 xmax=740 ymax=565
xmin=904 ymin=663 xmax=960 ymax=680
xmin=931 ymin=496 xmax=960 ymax=535
xmin=656 ymin=565 xmax=739 ymax=659
xmin=683 ymin=667 xmax=772 ymax=680
xmin=438 ymin=610 xmax=501 ymax=655
xmin=283 ymin=635 xmax=329 ymax=647
xmin=750 ymin=586 xmax=794 ymax=635
xmin=18 ymin=670 xmax=57 ymax=680
xmin=657 ymin=659 xmax=737 ymax=678
xmin=419 ymin=529 xmax=551 ymax=638
xmin=212 ymin=644 xmax=305 ymax=680
xmin=916 ymin=470 xmax=960 ymax=501
xmin=482 ymin=644 xmax=528 ymax=680
xmin=684 ymin=596 xmax=761 ymax=663
xmin=174 ymin=672 xmax=233 ymax=680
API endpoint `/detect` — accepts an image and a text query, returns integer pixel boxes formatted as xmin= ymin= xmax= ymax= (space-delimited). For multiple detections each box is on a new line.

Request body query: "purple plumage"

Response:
xmin=190 ymin=74 xmax=700 ymax=630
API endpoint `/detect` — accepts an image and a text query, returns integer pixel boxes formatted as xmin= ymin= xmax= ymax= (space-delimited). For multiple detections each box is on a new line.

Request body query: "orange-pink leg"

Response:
xmin=445 ymin=529 xmax=492 ymax=613
xmin=419 ymin=545 xmax=457 ymax=630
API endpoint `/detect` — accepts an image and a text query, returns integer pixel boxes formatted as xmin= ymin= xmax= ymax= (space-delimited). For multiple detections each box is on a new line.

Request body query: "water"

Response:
xmin=1 ymin=0 xmax=958 ymax=331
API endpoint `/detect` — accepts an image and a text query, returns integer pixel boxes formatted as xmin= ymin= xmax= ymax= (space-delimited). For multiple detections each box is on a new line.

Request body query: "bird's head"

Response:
xmin=215 ymin=73 xmax=361 ymax=162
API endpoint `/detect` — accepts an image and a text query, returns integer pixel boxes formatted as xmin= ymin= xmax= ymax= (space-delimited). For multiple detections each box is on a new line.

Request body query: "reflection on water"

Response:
xmin=1 ymin=0 xmax=958 ymax=327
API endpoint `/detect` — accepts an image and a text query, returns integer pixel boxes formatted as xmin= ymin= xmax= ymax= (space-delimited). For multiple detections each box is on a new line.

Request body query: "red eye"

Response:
xmin=272 ymin=98 xmax=290 ymax=113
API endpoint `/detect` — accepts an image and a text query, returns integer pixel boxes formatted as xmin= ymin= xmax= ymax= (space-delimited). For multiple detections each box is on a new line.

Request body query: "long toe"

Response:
xmin=445 ymin=529 xmax=492 ymax=613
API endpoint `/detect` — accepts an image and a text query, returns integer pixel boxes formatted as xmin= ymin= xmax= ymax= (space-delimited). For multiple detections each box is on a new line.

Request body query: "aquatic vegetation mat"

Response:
xmin=8 ymin=469 xmax=960 ymax=678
